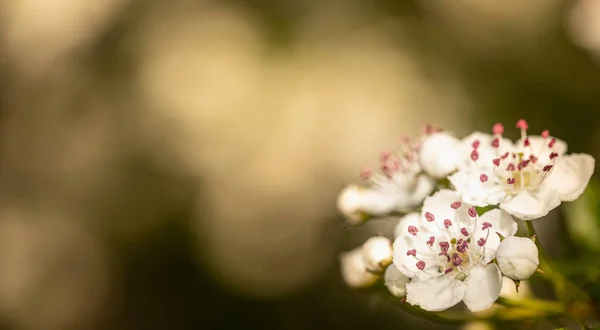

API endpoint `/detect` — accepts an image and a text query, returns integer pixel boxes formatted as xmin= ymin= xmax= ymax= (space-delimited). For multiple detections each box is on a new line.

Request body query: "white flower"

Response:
xmin=384 ymin=264 xmax=410 ymax=298
xmin=393 ymin=189 xmax=518 ymax=312
xmin=362 ymin=236 xmax=393 ymax=273
xmin=496 ymin=236 xmax=539 ymax=281
xmin=449 ymin=119 xmax=595 ymax=220
xmin=337 ymin=139 xmax=436 ymax=224
xmin=418 ymin=132 xmax=461 ymax=179
xmin=340 ymin=247 xmax=379 ymax=289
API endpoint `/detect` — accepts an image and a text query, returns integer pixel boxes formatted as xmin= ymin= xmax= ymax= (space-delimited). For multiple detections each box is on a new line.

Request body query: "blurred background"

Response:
xmin=0 ymin=0 xmax=600 ymax=329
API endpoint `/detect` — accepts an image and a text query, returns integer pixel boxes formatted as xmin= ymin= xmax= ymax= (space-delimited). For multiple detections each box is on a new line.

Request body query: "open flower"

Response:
xmin=496 ymin=236 xmax=539 ymax=281
xmin=449 ymin=120 xmax=595 ymax=220
xmin=337 ymin=138 xmax=436 ymax=224
xmin=340 ymin=247 xmax=379 ymax=289
xmin=393 ymin=190 xmax=517 ymax=312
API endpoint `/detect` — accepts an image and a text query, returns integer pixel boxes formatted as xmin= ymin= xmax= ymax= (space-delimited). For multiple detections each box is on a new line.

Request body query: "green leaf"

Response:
xmin=563 ymin=179 xmax=600 ymax=251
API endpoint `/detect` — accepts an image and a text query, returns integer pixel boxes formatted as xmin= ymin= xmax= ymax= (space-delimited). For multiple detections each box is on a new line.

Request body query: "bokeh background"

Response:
xmin=0 ymin=0 xmax=600 ymax=329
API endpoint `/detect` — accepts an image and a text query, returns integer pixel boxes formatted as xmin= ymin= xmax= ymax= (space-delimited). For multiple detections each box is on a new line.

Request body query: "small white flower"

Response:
xmin=337 ymin=138 xmax=436 ymax=224
xmin=449 ymin=119 xmax=595 ymax=220
xmin=496 ymin=236 xmax=539 ymax=281
xmin=384 ymin=264 xmax=410 ymax=298
xmin=362 ymin=236 xmax=393 ymax=272
xmin=393 ymin=190 xmax=518 ymax=312
xmin=418 ymin=132 xmax=461 ymax=179
xmin=340 ymin=247 xmax=379 ymax=289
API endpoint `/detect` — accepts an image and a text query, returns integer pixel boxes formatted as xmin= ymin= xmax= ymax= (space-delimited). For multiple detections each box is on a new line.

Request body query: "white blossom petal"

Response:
xmin=496 ymin=236 xmax=539 ymax=281
xmin=392 ymin=235 xmax=440 ymax=280
xmin=406 ymin=275 xmax=467 ymax=312
xmin=420 ymin=189 xmax=472 ymax=234
xmin=384 ymin=264 xmax=410 ymax=298
xmin=500 ymin=188 xmax=561 ymax=220
xmin=463 ymin=264 xmax=503 ymax=312
xmin=542 ymin=153 xmax=595 ymax=202
xmin=394 ymin=212 xmax=420 ymax=238
xmin=457 ymin=132 xmax=513 ymax=171
xmin=449 ymin=171 xmax=506 ymax=207
xmin=419 ymin=132 xmax=461 ymax=179
xmin=400 ymin=174 xmax=436 ymax=212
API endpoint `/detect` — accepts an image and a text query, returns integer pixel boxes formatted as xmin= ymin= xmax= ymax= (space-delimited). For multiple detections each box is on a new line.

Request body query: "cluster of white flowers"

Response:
xmin=338 ymin=120 xmax=595 ymax=312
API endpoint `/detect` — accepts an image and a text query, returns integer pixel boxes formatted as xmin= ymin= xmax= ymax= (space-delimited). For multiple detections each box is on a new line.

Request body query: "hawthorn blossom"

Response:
xmin=496 ymin=236 xmax=539 ymax=281
xmin=449 ymin=119 xmax=595 ymax=220
xmin=340 ymin=247 xmax=379 ymax=289
xmin=393 ymin=190 xmax=517 ymax=312
xmin=337 ymin=138 xmax=436 ymax=224
xmin=362 ymin=236 xmax=393 ymax=273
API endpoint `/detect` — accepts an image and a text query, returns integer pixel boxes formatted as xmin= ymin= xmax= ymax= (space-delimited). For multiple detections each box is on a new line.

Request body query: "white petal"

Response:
xmin=542 ymin=153 xmax=595 ymax=202
xmin=473 ymin=209 xmax=518 ymax=262
xmin=463 ymin=264 xmax=502 ymax=312
xmin=449 ymin=170 xmax=506 ymax=207
xmin=500 ymin=188 xmax=561 ymax=220
xmin=361 ymin=236 xmax=393 ymax=273
xmin=384 ymin=264 xmax=410 ymax=298
xmin=400 ymin=174 xmax=436 ymax=212
xmin=392 ymin=235 xmax=441 ymax=281
xmin=418 ymin=132 xmax=461 ymax=179
xmin=496 ymin=236 xmax=539 ymax=281
xmin=340 ymin=248 xmax=379 ymax=288
xmin=406 ymin=275 xmax=467 ymax=311
xmin=337 ymin=185 xmax=366 ymax=225
xmin=356 ymin=187 xmax=404 ymax=216
xmin=394 ymin=212 xmax=420 ymax=238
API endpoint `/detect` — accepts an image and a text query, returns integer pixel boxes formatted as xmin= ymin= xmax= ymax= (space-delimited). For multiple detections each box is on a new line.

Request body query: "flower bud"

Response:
xmin=418 ymin=132 xmax=460 ymax=179
xmin=362 ymin=236 xmax=393 ymax=273
xmin=336 ymin=185 xmax=366 ymax=225
xmin=340 ymin=248 xmax=379 ymax=288
xmin=496 ymin=236 xmax=539 ymax=280
xmin=384 ymin=264 xmax=409 ymax=298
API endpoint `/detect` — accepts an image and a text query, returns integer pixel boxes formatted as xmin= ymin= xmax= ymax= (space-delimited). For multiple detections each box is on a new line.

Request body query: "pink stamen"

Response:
xmin=529 ymin=155 xmax=538 ymax=163
xmin=468 ymin=207 xmax=477 ymax=218
xmin=470 ymin=150 xmax=479 ymax=162
xmin=480 ymin=173 xmax=489 ymax=182
xmin=460 ymin=227 xmax=469 ymax=236
xmin=452 ymin=253 xmax=463 ymax=266
xmin=524 ymin=137 xmax=530 ymax=147
xmin=360 ymin=168 xmax=372 ymax=180
xmin=472 ymin=140 xmax=481 ymax=149
xmin=542 ymin=129 xmax=550 ymax=138
xmin=425 ymin=212 xmax=435 ymax=222
xmin=492 ymin=137 xmax=500 ymax=148
xmin=439 ymin=241 xmax=449 ymax=255
xmin=450 ymin=201 xmax=462 ymax=209
xmin=501 ymin=152 xmax=510 ymax=159
xmin=493 ymin=123 xmax=504 ymax=135
xmin=549 ymin=138 xmax=556 ymax=148
xmin=380 ymin=151 xmax=391 ymax=162
xmin=443 ymin=219 xmax=452 ymax=228
xmin=427 ymin=236 xmax=435 ymax=246
xmin=507 ymin=178 xmax=516 ymax=184
xmin=492 ymin=158 xmax=500 ymax=166
xmin=482 ymin=222 xmax=492 ymax=230
xmin=506 ymin=163 xmax=516 ymax=171
xmin=543 ymin=165 xmax=553 ymax=172
xmin=517 ymin=160 xmax=530 ymax=171
xmin=477 ymin=238 xmax=487 ymax=246
xmin=549 ymin=152 xmax=559 ymax=160
xmin=407 ymin=249 xmax=417 ymax=257
xmin=444 ymin=268 xmax=454 ymax=274
xmin=516 ymin=119 xmax=529 ymax=130
xmin=408 ymin=226 xmax=418 ymax=236
xmin=416 ymin=261 xmax=426 ymax=270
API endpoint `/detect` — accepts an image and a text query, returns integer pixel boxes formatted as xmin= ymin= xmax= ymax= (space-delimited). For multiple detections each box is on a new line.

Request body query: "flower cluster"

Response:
xmin=338 ymin=120 xmax=595 ymax=312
